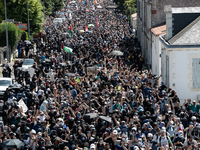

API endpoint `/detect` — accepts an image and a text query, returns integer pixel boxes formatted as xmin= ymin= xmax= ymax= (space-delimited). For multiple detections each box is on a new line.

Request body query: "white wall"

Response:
xmin=130 ymin=19 xmax=136 ymax=29
xmin=168 ymin=49 xmax=200 ymax=102
xmin=152 ymin=34 xmax=161 ymax=80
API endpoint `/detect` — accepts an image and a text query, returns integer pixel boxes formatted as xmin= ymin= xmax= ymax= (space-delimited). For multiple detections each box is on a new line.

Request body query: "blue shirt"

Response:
xmin=143 ymin=87 xmax=152 ymax=97
xmin=71 ymin=89 xmax=77 ymax=99
xmin=41 ymin=56 xmax=46 ymax=62
xmin=113 ymin=104 xmax=123 ymax=111
xmin=136 ymin=133 xmax=144 ymax=140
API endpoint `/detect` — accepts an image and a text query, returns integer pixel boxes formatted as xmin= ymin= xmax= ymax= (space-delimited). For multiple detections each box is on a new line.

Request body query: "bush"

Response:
xmin=21 ymin=30 xmax=28 ymax=41
xmin=0 ymin=23 xmax=21 ymax=53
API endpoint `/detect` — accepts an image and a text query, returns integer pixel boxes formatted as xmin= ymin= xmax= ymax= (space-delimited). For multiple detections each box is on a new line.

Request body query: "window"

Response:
xmin=192 ymin=58 xmax=200 ymax=89
xmin=0 ymin=80 xmax=11 ymax=86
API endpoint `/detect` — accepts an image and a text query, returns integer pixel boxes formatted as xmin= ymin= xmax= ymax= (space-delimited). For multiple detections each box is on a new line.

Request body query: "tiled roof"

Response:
xmin=169 ymin=16 xmax=200 ymax=45
xmin=131 ymin=13 xmax=137 ymax=20
xmin=151 ymin=25 xmax=166 ymax=36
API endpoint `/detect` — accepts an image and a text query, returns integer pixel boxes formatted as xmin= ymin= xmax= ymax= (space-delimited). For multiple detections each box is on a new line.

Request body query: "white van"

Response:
xmin=0 ymin=78 xmax=13 ymax=99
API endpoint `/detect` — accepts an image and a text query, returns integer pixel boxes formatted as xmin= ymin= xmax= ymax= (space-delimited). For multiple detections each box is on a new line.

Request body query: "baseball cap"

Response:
xmin=159 ymin=122 xmax=165 ymax=128
xmin=131 ymin=127 xmax=137 ymax=132
xmin=189 ymin=122 xmax=194 ymax=125
xmin=178 ymin=130 xmax=183 ymax=134
xmin=113 ymin=130 xmax=118 ymax=135
xmin=27 ymin=118 xmax=31 ymax=123
xmin=178 ymin=131 xmax=183 ymax=137
xmin=169 ymin=121 xmax=174 ymax=125
xmin=161 ymin=127 xmax=166 ymax=131
xmin=31 ymin=129 xmax=36 ymax=134
xmin=191 ymin=116 xmax=196 ymax=121
xmin=148 ymin=133 xmax=153 ymax=137
xmin=90 ymin=144 xmax=95 ymax=149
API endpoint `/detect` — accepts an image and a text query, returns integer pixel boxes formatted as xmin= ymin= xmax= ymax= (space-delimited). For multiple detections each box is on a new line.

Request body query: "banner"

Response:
xmin=87 ymin=67 xmax=97 ymax=75
xmin=18 ymin=99 xmax=28 ymax=113
xmin=14 ymin=23 xmax=27 ymax=30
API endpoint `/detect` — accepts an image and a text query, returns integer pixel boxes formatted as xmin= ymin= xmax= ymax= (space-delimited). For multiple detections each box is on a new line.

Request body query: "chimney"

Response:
xmin=164 ymin=5 xmax=172 ymax=40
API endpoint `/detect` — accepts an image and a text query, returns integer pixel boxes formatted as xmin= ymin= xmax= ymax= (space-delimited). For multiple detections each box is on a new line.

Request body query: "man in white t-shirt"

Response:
xmin=37 ymin=111 xmax=49 ymax=122
xmin=157 ymin=130 xmax=173 ymax=150
xmin=27 ymin=129 xmax=38 ymax=150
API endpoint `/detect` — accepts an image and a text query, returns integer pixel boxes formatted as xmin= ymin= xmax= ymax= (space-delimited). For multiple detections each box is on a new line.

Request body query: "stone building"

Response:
xmin=137 ymin=0 xmax=200 ymax=69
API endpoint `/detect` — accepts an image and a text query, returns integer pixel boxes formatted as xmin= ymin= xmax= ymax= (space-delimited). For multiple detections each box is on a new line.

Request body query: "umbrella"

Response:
xmin=0 ymin=139 xmax=24 ymax=149
xmin=79 ymin=30 xmax=85 ymax=33
xmin=83 ymin=113 xmax=99 ymax=120
xmin=97 ymin=5 xmax=102 ymax=9
xmin=5 ymin=100 xmax=18 ymax=108
xmin=110 ymin=50 xmax=124 ymax=56
xmin=99 ymin=116 xmax=112 ymax=123
xmin=65 ymin=73 xmax=75 ymax=77
xmin=24 ymin=40 xmax=31 ymax=45
xmin=88 ymin=24 xmax=94 ymax=27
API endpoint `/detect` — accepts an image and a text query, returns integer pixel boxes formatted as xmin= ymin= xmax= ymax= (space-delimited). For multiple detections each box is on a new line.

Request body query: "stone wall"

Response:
xmin=151 ymin=0 xmax=200 ymax=27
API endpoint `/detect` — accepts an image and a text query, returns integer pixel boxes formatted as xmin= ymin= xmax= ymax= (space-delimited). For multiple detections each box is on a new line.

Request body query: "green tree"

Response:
xmin=0 ymin=23 xmax=22 ymax=52
xmin=42 ymin=0 xmax=53 ymax=17
xmin=51 ymin=0 xmax=64 ymax=12
xmin=0 ymin=0 xmax=44 ymax=35
xmin=0 ymin=1 xmax=4 ymax=23
xmin=21 ymin=30 xmax=28 ymax=41
xmin=124 ymin=0 xmax=137 ymax=16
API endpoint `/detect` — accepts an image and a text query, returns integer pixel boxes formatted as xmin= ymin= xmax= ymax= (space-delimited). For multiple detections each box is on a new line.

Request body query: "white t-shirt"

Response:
xmin=40 ymin=100 xmax=48 ymax=111
xmin=37 ymin=115 xmax=46 ymax=122
xmin=27 ymin=137 xmax=36 ymax=150
xmin=157 ymin=136 xmax=170 ymax=149
xmin=167 ymin=125 xmax=174 ymax=137
xmin=174 ymin=124 xmax=184 ymax=135
xmin=153 ymin=134 xmax=159 ymax=143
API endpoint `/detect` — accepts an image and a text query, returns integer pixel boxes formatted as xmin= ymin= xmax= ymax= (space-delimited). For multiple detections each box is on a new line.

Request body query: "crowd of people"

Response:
xmin=1 ymin=0 xmax=200 ymax=150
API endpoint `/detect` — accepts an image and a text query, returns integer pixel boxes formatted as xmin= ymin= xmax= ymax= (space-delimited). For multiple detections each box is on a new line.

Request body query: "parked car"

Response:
xmin=22 ymin=59 xmax=34 ymax=69
xmin=0 ymin=78 xmax=13 ymax=99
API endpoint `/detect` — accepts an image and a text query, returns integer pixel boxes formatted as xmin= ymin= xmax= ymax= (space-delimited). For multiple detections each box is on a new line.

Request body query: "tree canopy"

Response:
xmin=42 ymin=0 xmax=53 ymax=17
xmin=0 ymin=23 xmax=25 ymax=52
xmin=42 ymin=0 xmax=64 ymax=17
xmin=0 ymin=0 xmax=44 ymax=35
xmin=114 ymin=0 xmax=137 ymax=23
xmin=124 ymin=0 xmax=137 ymax=16
xmin=51 ymin=0 xmax=64 ymax=12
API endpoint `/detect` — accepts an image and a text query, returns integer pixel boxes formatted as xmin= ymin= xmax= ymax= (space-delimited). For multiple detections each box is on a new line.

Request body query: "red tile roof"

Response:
xmin=151 ymin=25 xmax=166 ymax=36
xmin=131 ymin=13 xmax=137 ymax=21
